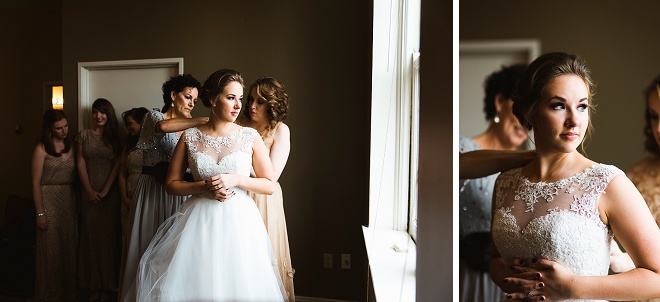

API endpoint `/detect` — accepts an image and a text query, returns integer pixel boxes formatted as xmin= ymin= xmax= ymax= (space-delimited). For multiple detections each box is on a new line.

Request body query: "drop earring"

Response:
xmin=494 ymin=115 xmax=500 ymax=123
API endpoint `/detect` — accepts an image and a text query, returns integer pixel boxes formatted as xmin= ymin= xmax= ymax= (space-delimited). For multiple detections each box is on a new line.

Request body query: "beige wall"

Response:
xmin=0 ymin=0 xmax=449 ymax=300
xmin=460 ymin=1 xmax=660 ymax=170
xmin=0 ymin=2 xmax=63 ymax=230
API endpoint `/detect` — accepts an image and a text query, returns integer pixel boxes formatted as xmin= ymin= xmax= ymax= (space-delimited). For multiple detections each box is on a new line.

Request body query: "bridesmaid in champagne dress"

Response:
xmin=31 ymin=109 xmax=78 ymax=302
xmin=237 ymin=76 xmax=294 ymax=301
xmin=76 ymin=98 xmax=122 ymax=302
xmin=625 ymin=75 xmax=660 ymax=302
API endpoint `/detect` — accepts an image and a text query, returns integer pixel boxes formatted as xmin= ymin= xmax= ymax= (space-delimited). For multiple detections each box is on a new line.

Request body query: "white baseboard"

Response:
xmin=296 ymin=296 xmax=359 ymax=302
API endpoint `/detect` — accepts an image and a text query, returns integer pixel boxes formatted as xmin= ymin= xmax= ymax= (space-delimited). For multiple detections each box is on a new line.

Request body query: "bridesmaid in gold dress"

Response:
xmin=628 ymin=75 xmax=660 ymax=225
xmin=76 ymin=98 xmax=122 ymax=302
xmin=625 ymin=75 xmax=660 ymax=302
xmin=237 ymin=76 xmax=294 ymax=301
xmin=31 ymin=109 xmax=78 ymax=301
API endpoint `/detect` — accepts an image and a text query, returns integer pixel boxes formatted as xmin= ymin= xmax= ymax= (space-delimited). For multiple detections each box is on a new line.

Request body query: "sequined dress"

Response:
xmin=247 ymin=122 xmax=295 ymax=301
xmin=34 ymin=152 xmax=78 ymax=302
xmin=458 ymin=136 xmax=504 ymax=302
xmin=119 ymin=110 xmax=189 ymax=302
xmin=136 ymin=127 xmax=287 ymax=301
xmin=492 ymin=164 xmax=621 ymax=302
xmin=121 ymin=147 xmax=143 ymax=260
xmin=76 ymin=130 xmax=121 ymax=292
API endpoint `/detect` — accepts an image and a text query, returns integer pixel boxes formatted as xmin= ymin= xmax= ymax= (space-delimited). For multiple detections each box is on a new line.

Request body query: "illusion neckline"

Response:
xmin=193 ymin=126 xmax=244 ymax=140
xmin=518 ymin=163 xmax=601 ymax=186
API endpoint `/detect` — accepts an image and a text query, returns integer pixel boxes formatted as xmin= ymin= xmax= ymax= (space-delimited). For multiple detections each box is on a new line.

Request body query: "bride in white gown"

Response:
xmin=136 ymin=68 xmax=288 ymax=302
xmin=489 ymin=52 xmax=660 ymax=301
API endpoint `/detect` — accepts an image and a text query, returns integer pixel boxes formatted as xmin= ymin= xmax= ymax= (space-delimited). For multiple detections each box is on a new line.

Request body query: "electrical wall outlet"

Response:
xmin=323 ymin=253 xmax=333 ymax=268
xmin=341 ymin=253 xmax=351 ymax=269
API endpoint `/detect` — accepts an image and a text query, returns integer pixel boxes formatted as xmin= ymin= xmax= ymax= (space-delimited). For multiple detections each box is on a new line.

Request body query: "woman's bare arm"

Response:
xmin=460 ymin=149 xmax=535 ymax=179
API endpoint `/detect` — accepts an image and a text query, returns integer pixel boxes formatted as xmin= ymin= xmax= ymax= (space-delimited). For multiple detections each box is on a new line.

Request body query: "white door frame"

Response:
xmin=77 ymin=58 xmax=183 ymax=129
xmin=459 ymin=39 xmax=540 ymax=139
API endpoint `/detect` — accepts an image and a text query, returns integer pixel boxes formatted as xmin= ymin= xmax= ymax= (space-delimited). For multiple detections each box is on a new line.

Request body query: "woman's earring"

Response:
xmin=171 ymin=102 xmax=174 ymax=107
xmin=494 ymin=115 xmax=500 ymax=123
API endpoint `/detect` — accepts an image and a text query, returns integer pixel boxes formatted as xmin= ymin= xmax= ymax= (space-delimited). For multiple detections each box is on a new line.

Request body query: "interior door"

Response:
xmin=78 ymin=58 xmax=183 ymax=131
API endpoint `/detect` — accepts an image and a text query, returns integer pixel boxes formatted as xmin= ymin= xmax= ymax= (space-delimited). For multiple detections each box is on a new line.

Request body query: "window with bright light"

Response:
xmin=362 ymin=1 xmax=420 ymax=299
xmin=368 ymin=0 xmax=420 ymax=239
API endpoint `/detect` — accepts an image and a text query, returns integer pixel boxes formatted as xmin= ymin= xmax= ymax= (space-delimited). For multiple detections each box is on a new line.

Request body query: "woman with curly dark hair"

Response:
xmin=459 ymin=63 xmax=527 ymax=302
xmin=31 ymin=109 xmax=78 ymax=301
xmin=237 ymin=76 xmax=294 ymax=301
xmin=119 ymin=74 xmax=208 ymax=302
xmin=76 ymin=98 xmax=122 ymax=302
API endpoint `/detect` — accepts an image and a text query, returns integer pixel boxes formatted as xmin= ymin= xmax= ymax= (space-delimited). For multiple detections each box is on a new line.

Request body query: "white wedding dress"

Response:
xmin=492 ymin=164 xmax=622 ymax=302
xmin=136 ymin=126 xmax=288 ymax=302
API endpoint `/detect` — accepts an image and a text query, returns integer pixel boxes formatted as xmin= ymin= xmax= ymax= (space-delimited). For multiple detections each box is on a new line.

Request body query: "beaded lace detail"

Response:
xmin=136 ymin=110 xmax=181 ymax=166
xmin=510 ymin=165 xmax=614 ymax=224
xmin=183 ymin=127 xmax=256 ymax=184
xmin=491 ymin=164 xmax=623 ymax=302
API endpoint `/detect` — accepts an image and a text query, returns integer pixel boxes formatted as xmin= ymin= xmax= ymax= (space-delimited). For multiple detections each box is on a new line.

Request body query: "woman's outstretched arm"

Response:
xmin=460 ymin=149 xmax=535 ymax=179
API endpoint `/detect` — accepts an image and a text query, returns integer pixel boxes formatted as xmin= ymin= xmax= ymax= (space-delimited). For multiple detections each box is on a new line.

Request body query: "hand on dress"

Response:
xmin=205 ymin=174 xmax=236 ymax=202
xmin=86 ymin=188 xmax=102 ymax=203
xmin=500 ymin=258 xmax=545 ymax=298
xmin=506 ymin=258 xmax=576 ymax=301
xmin=121 ymin=196 xmax=132 ymax=210
xmin=36 ymin=216 xmax=48 ymax=230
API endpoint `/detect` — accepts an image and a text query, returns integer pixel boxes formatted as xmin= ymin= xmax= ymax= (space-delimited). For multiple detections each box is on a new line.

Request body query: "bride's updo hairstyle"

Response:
xmin=199 ymin=69 xmax=244 ymax=108
xmin=512 ymin=52 xmax=596 ymax=143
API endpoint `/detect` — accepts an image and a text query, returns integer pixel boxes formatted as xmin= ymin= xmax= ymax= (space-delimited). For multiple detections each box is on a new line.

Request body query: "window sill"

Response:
xmin=362 ymin=226 xmax=416 ymax=301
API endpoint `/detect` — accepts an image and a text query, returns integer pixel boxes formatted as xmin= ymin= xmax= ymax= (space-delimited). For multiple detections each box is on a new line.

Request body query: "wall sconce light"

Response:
xmin=52 ymin=86 xmax=63 ymax=110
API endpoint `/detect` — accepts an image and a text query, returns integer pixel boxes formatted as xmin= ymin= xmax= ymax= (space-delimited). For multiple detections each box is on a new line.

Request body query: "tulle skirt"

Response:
xmin=136 ymin=189 xmax=288 ymax=302
xmin=120 ymin=174 xmax=188 ymax=302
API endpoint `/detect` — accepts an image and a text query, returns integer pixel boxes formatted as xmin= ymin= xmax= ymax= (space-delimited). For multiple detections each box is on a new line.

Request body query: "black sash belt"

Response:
xmin=142 ymin=162 xmax=194 ymax=184
xmin=459 ymin=232 xmax=491 ymax=272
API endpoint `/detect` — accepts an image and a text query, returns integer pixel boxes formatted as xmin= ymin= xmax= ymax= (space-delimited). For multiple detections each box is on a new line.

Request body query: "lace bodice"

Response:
xmin=492 ymin=164 xmax=623 ymax=302
xmin=137 ymin=110 xmax=181 ymax=166
xmin=184 ymin=127 xmax=255 ymax=188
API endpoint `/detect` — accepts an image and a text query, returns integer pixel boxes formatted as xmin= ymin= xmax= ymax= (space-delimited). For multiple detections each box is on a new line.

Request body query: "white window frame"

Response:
xmin=408 ymin=51 xmax=420 ymax=240
xmin=363 ymin=0 xmax=420 ymax=300
xmin=367 ymin=0 xmax=420 ymax=233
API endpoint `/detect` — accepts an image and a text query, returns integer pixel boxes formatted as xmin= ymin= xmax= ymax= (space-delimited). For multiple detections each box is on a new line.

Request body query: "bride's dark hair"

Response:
xmin=200 ymin=69 xmax=244 ymax=108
